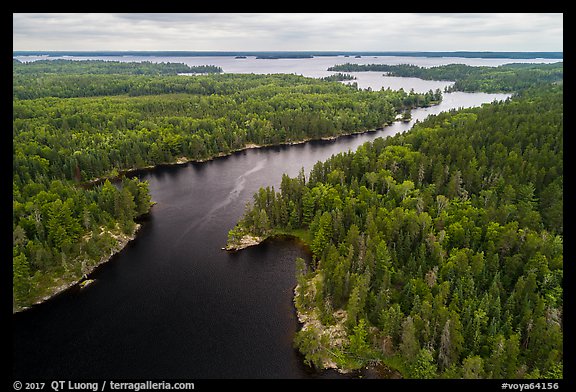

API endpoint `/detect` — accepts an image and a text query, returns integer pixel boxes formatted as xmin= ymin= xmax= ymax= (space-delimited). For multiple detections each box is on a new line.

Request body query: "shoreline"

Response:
xmin=80 ymin=122 xmax=403 ymax=188
xmin=223 ymin=234 xmax=265 ymax=252
xmin=19 ymin=124 xmax=396 ymax=313
xmin=85 ymin=101 xmax=442 ymax=187
xmin=224 ymin=230 xmax=312 ymax=253
xmin=224 ymin=231 xmax=402 ymax=378
xmin=13 ymin=223 xmax=142 ymax=314
xmin=15 ymin=115 xmax=416 ymax=313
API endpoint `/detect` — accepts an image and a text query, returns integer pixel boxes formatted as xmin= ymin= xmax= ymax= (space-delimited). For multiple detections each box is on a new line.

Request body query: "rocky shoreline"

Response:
xmin=20 ymin=128 xmax=373 ymax=312
xmin=223 ymin=234 xmax=265 ymax=251
xmin=223 ymin=231 xmax=402 ymax=378
xmin=14 ymin=223 xmax=142 ymax=313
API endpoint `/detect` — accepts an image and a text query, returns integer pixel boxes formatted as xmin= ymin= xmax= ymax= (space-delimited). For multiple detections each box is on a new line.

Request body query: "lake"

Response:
xmin=12 ymin=55 xmax=513 ymax=379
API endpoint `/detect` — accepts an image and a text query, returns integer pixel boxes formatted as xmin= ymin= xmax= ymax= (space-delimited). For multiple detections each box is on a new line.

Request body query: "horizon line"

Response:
xmin=13 ymin=50 xmax=564 ymax=59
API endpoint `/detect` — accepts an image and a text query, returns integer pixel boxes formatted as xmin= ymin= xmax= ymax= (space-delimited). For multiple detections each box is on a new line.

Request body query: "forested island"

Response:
xmin=320 ymin=73 xmax=356 ymax=82
xmin=227 ymin=83 xmax=563 ymax=378
xmin=13 ymin=59 xmax=440 ymax=311
xmin=12 ymin=59 xmax=223 ymax=75
xmin=327 ymin=62 xmax=563 ymax=93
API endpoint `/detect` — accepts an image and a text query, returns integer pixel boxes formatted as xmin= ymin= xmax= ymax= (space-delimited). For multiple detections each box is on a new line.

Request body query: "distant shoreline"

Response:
xmin=12 ymin=50 xmax=563 ymax=59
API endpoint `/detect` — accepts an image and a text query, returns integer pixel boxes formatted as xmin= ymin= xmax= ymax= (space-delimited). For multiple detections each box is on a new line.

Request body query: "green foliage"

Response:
xmin=293 ymin=326 xmax=329 ymax=369
xmin=14 ymin=73 xmax=433 ymax=184
xmin=410 ymin=348 xmax=438 ymax=379
xmin=14 ymin=59 xmax=563 ymax=377
xmin=348 ymin=318 xmax=370 ymax=357
xmin=320 ymin=73 xmax=356 ymax=82
xmin=13 ymin=59 xmax=221 ymax=76
xmin=12 ymin=175 xmax=152 ymax=310
xmin=235 ymin=84 xmax=563 ymax=378
xmin=13 ymin=251 xmax=31 ymax=308
xmin=15 ymin=59 xmax=438 ymax=311
xmin=328 ymin=62 xmax=563 ymax=93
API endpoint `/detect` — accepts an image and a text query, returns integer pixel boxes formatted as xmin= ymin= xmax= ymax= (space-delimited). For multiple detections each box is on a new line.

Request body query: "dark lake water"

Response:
xmin=12 ymin=56 xmax=512 ymax=379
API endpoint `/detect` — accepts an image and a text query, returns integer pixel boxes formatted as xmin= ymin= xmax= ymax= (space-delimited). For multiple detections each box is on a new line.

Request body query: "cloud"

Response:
xmin=13 ymin=13 xmax=563 ymax=52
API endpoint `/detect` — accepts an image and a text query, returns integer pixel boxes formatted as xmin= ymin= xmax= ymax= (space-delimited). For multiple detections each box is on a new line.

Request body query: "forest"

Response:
xmin=228 ymin=84 xmax=563 ymax=378
xmin=13 ymin=57 xmax=563 ymax=379
xmin=12 ymin=60 xmax=439 ymax=311
xmin=327 ymin=62 xmax=563 ymax=93
xmin=12 ymin=58 xmax=222 ymax=75
xmin=13 ymin=59 xmax=223 ymax=99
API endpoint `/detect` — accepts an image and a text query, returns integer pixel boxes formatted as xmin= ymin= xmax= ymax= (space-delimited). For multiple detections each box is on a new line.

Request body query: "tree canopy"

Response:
xmin=327 ymin=62 xmax=563 ymax=93
xmin=229 ymin=84 xmax=563 ymax=378
xmin=13 ymin=59 xmax=439 ymax=311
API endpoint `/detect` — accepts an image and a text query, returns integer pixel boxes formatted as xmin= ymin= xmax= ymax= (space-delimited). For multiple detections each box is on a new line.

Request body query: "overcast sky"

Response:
xmin=13 ymin=13 xmax=563 ymax=52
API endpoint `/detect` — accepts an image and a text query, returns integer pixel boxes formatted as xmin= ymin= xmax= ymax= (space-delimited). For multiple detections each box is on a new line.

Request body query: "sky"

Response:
xmin=13 ymin=13 xmax=563 ymax=52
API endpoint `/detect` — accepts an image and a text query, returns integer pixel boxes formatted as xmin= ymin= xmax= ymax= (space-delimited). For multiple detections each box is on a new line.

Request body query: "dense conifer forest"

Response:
xmin=327 ymin=62 xmax=563 ymax=93
xmin=13 ymin=57 xmax=564 ymax=379
xmin=228 ymin=84 xmax=563 ymax=378
xmin=12 ymin=59 xmax=438 ymax=310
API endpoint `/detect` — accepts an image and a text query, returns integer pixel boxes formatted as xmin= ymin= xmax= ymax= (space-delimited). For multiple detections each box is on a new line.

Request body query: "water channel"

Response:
xmin=13 ymin=54 xmax=525 ymax=378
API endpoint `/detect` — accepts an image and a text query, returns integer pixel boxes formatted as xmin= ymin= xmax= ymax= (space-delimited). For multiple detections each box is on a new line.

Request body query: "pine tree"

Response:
xmin=13 ymin=251 xmax=31 ymax=307
xmin=411 ymin=348 xmax=437 ymax=378
xmin=349 ymin=318 xmax=370 ymax=358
